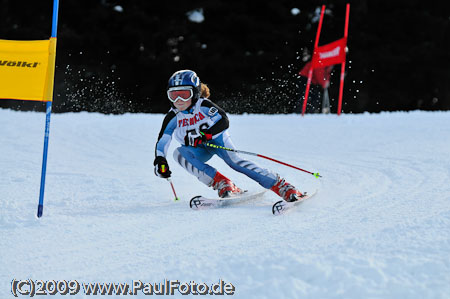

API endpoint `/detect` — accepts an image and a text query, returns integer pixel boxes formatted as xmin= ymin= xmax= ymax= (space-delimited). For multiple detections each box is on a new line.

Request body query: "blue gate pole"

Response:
xmin=37 ymin=0 xmax=59 ymax=218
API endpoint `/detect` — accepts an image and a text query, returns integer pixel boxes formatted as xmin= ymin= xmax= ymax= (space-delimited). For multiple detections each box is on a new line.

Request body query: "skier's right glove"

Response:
xmin=154 ymin=156 xmax=171 ymax=178
xmin=185 ymin=130 xmax=212 ymax=147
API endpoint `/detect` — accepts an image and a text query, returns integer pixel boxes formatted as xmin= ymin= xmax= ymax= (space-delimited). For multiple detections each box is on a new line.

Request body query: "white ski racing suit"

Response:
xmin=155 ymin=98 xmax=278 ymax=188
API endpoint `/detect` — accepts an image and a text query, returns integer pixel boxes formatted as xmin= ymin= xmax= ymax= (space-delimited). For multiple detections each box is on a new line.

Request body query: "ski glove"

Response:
xmin=154 ymin=156 xmax=171 ymax=178
xmin=184 ymin=130 xmax=212 ymax=147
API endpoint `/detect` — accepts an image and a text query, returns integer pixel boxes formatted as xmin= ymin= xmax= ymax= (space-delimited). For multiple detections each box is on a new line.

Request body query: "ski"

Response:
xmin=272 ymin=190 xmax=318 ymax=215
xmin=190 ymin=190 xmax=267 ymax=210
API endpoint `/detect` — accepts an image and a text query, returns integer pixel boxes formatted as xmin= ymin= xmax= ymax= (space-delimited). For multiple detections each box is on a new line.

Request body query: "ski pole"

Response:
xmin=161 ymin=164 xmax=180 ymax=201
xmin=167 ymin=178 xmax=180 ymax=201
xmin=203 ymin=142 xmax=322 ymax=178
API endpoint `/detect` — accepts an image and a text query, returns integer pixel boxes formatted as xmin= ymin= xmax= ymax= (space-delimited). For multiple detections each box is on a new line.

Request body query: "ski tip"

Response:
xmin=272 ymin=200 xmax=284 ymax=215
xmin=189 ymin=196 xmax=202 ymax=209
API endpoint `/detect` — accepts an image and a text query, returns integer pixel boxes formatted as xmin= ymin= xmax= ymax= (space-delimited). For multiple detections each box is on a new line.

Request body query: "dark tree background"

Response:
xmin=0 ymin=0 xmax=449 ymax=114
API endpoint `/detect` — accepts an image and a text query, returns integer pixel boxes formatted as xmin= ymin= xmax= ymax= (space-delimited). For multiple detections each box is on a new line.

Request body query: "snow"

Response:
xmin=291 ymin=8 xmax=301 ymax=16
xmin=1 ymin=109 xmax=450 ymax=298
xmin=186 ymin=9 xmax=205 ymax=24
xmin=113 ymin=6 xmax=124 ymax=13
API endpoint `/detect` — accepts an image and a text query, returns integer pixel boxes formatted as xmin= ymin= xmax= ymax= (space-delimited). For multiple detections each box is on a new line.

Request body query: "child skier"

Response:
xmin=154 ymin=70 xmax=304 ymax=202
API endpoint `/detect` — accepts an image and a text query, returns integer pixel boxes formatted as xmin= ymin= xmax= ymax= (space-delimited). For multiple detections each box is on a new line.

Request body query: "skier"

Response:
xmin=154 ymin=70 xmax=304 ymax=202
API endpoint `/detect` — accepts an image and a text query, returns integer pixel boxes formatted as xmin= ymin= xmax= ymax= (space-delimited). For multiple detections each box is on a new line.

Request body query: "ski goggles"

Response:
xmin=167 ymin=87 xmax=194 ymax=103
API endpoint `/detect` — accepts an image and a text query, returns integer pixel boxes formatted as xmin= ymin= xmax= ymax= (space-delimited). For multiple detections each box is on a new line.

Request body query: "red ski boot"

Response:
xmin=270 ymin=176 xmax=304 ymax=202
xmin=211 ymin=171 xmax=243 ymax=198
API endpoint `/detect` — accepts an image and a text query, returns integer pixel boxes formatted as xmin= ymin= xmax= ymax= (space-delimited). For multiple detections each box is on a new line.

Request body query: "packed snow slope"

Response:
xmin=1 ymin=109 xmax=450 ymax=298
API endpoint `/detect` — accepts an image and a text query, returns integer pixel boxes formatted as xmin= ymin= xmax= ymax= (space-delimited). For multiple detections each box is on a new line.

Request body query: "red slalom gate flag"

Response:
xmin=299 ymin=62 xmax=333 ymax=89
xmin=311 ymin=37 xmax=347 ymax=68
xmin=301 ymin=4 xmax=350 ymax=116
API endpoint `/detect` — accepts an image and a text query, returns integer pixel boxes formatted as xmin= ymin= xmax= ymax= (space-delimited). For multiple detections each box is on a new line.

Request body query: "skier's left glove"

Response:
xmin=154 ymin=156 xmax=171 ymax=178
xmin=184 ymin=130 xmax=212 ymax=147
